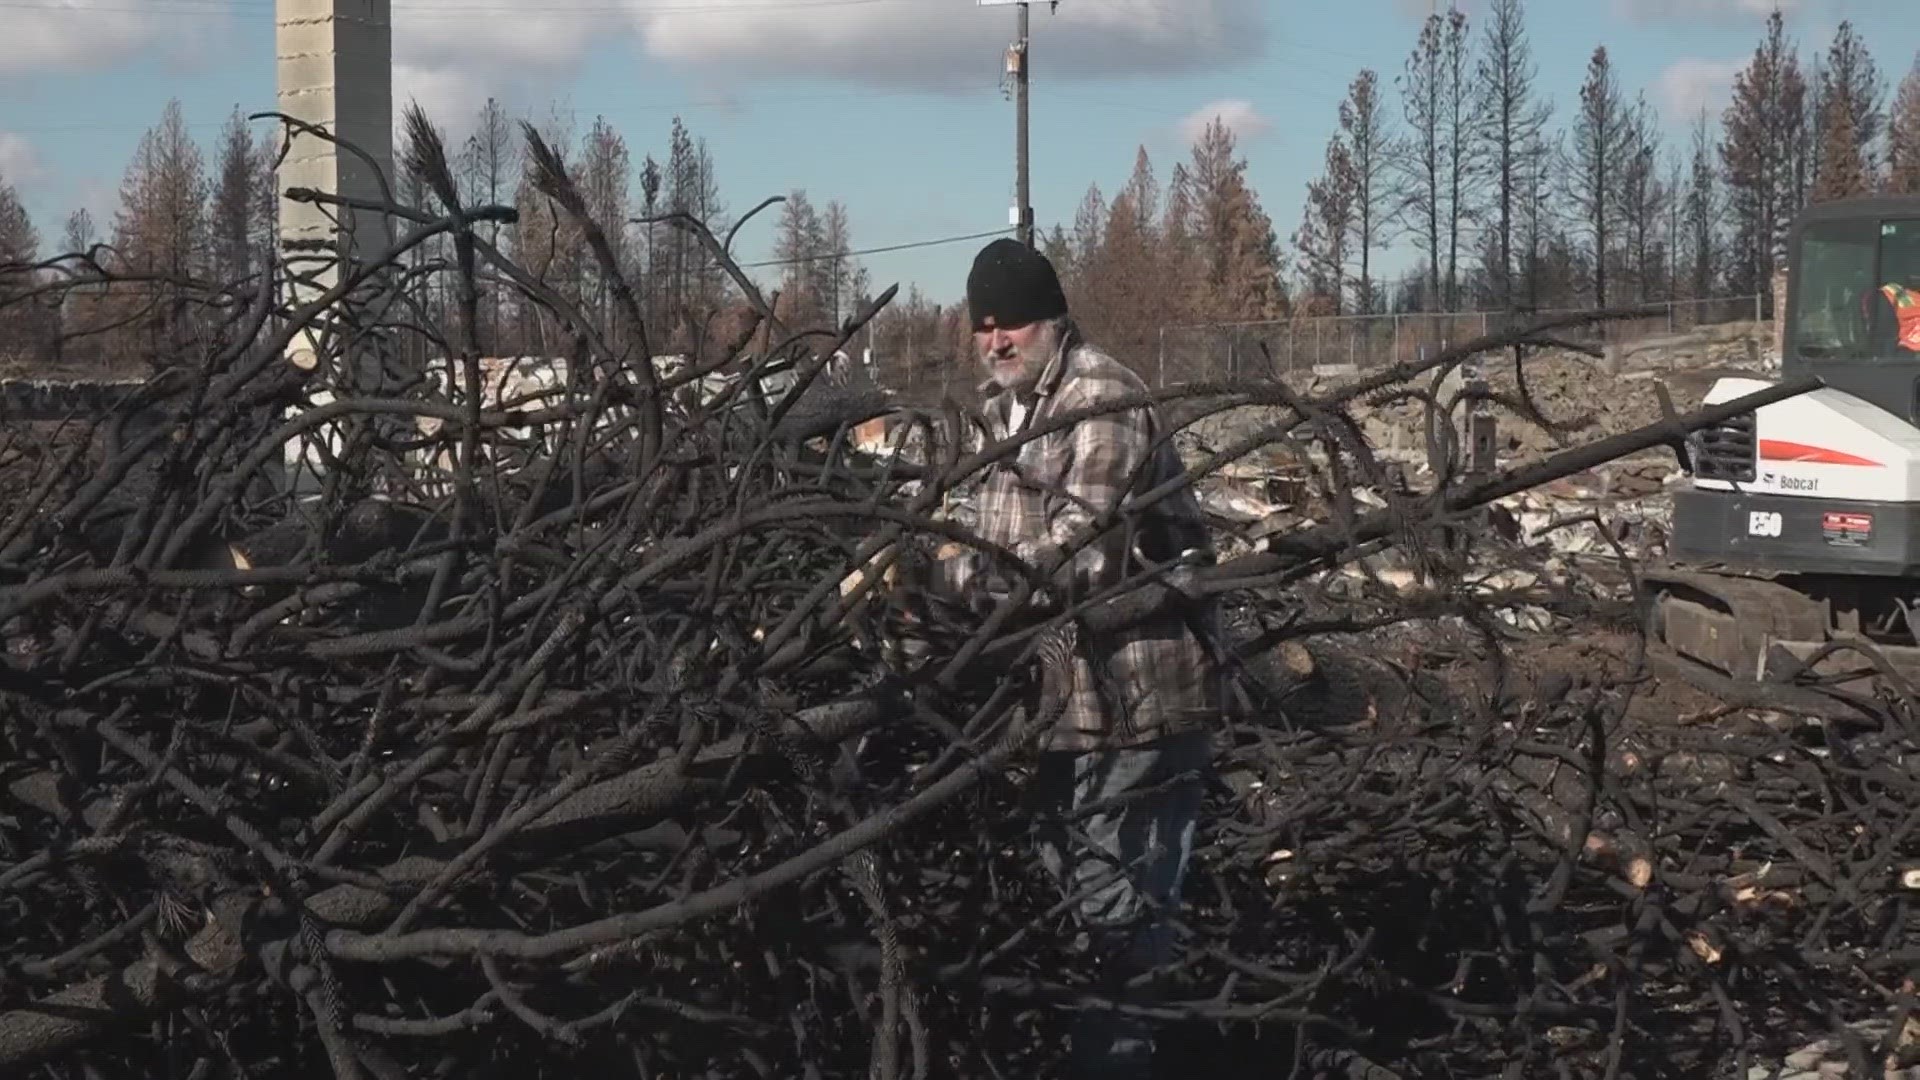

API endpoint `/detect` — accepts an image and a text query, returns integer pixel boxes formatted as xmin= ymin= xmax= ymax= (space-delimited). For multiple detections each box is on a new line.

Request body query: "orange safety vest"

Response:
xmin=1881 ymin=284 xmax=1920 ymax=352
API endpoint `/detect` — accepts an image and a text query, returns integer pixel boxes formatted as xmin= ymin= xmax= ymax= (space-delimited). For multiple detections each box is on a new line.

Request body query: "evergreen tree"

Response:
xmin=1394 ymin=14 xmax=1445 ymax=309
xmin=0 ymin=173 xmax=36 ymax=272
xmin=113 ymin=98 xmax=208 ymax=277
xmin=210 ymin=107 xmax=265 ymax=283
xmin=772 ymin=189 xmax=825 ymax=327
xmin=1684 ymin=112 xmax=1721 ymax=298
xmin=1889 ymin=54 xmax=1920 ymax=194
xmin=62 ymin=208 xmax=95 ymax=257
xmin=1564 ymin=47 xmax=1635 ymax=306
xmin=1440 ymin=7 xmax=1478 ymax=309
xmin=1810 ymin=22 xmax=1882 ymax=200
xmin=1720 ymin=11 xmax=1808 ymax=295
xmin=1293 ymin=136 xmax=1356 ymax=314
xmin=1610 ymin=101 xmax=1668 ymax=302
xmin=1471 ymin=0 xmax=1551 ymax=309
xmin=578 ymin=115 xmax=631 ymax=326
xmin=1342 ymin=70 xmax=1392 ymax=313
xmin=1187 ymin=118 xmax=1286 ymax=320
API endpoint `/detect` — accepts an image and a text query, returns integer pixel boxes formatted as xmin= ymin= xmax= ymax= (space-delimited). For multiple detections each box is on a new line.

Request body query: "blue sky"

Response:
xmin=2 ymin=0 xmax=1918 ymax=304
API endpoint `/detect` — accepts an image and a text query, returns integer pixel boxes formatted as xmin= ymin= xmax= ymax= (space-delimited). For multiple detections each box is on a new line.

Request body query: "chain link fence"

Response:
xmin=1152 ymin=295 xmax=1766 ymax=386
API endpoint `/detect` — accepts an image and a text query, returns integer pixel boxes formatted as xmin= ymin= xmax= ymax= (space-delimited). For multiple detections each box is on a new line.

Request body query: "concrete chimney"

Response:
xmin=274 ymin=0 xmax=395 ymax=495
xmin=276 ymin=0 xmax=394 ymax=275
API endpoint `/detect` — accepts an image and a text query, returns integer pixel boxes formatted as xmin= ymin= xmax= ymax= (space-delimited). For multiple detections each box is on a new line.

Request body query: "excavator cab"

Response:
xmin=1784 ymin=201 xmax=1920 ymax=419
xmin=1645 ymin=196 xmax=1920 ymax=704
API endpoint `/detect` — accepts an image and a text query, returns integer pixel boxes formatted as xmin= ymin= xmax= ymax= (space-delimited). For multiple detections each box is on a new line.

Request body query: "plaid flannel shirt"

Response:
xmin=940 ymin=324 xmax=1224 ymax=751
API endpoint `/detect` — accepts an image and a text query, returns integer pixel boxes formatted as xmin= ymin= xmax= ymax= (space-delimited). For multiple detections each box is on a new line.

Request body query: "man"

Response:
xmin=1878 ymin=277 xmax=1920 ymax=353
xmin=934 ymin=238 xmax=1225 ymax=1077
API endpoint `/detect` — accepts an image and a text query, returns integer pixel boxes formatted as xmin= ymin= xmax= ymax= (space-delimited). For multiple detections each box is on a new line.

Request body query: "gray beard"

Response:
xmin=983 ymin=362 xmax=1039 ymax=393
xmin=979 ymin=324 xmax=1058 ymax=392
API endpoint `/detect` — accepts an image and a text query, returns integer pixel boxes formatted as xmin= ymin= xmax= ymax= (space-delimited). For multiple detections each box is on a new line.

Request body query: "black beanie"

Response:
xmin=967 ymin=238 xmax=1068 ymax=330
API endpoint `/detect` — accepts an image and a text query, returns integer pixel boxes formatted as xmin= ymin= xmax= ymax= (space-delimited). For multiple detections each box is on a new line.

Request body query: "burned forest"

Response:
xmin=1 ymin=108 xmax=1919 ymax=1080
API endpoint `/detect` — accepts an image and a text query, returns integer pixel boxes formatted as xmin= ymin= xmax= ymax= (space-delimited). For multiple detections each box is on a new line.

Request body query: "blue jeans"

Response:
xmin=1032 ymin=730 xmax=1209 ymax=1078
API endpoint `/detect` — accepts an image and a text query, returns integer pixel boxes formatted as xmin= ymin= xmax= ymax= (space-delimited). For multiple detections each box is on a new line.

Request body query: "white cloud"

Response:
xmin=630 ymin=0 xmax=1265 ymax=91
xmin=0 ymin=0 xmax=202 ymax=76
xmin=391 ymin=1 xmax=607 ymax=139
xmin=1657 ymin=57 xmax=1746 ymax=120
xmin=382 ymin=0 xmax=1266 ymax=141
xmin=395 ymin=1 xmax=602 ymax=71
xmin=0 ymin=133 xmax=46 ymax=189
xmin=1177 ymin=99 xmax=1273 ymax=147
xmin=5 ymin=0 xmax=1266 ymax=151
xmin=394 ymin=63 xmax=496 ymax=140
xmin=1614 ymin=0 xmax=1801 ymax=25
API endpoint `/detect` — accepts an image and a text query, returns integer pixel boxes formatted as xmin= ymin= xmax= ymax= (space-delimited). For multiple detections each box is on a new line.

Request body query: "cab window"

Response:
xmin=1792 ymin=219 xmax=1878 ymax=360
xmin=1883 ymin=219 xmax=1920 ymax=282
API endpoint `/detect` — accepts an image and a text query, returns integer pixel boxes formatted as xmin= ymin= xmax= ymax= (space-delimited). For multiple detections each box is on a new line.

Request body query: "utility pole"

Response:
xmin=1015 ymin=1 xmax=1031 ymax=247
xmin=982 ymin=0 xmax=1036 ymax=247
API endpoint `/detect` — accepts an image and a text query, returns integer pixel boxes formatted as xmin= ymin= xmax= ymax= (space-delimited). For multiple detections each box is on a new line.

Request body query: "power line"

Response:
xmin=736 ymin=227 xmax=1014 ymax=268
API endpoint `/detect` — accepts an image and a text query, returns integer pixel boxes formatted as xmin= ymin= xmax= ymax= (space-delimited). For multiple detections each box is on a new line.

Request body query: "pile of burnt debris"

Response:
xmin=2 ymin=113 xmax=1917 ymax=1080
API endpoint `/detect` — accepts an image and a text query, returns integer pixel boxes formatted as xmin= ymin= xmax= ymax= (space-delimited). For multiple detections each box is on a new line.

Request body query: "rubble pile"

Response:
xmin=1359 ymin=321 xmax=1774 ymax=461
xmin=1175 ymin=321 xmax=1772 ymax=627
xmin=1178 ymin=321 xmax=1771 ymax=471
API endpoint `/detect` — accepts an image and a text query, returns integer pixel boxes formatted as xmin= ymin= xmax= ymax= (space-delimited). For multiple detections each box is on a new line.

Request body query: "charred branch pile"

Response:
xmin=1 ymin=111 xmax=1916 ymax=1080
